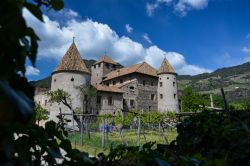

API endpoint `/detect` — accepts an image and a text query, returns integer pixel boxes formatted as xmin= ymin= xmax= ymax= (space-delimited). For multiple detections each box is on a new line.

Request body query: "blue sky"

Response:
xmin=24 ymin=0 xmax=250 ymax=80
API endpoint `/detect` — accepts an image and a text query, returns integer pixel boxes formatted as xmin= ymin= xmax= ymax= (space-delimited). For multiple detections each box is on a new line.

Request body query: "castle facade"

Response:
xmin=35 ymin=42 xmax=179 ymax=122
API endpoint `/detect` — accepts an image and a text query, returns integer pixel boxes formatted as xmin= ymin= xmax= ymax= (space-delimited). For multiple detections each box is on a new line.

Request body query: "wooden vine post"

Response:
xmin=101 ymin=117 xmax=105 ymax=149
xmin=137 ymin=115 xmax=141 ymax=146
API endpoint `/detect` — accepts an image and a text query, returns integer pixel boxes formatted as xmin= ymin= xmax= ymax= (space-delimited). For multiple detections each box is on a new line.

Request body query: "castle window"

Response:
xmin=84 ymin=95 xmax=88 ymax=101
xmin=106 ymin=82 xmax=109 ymax=86
xmin=108 ymin=96 xmax=113 ymax=105
xmin=97 ymin=96 xmax=102 ymax=104
xmin=174 ymin=93 xmax=176 ymax=99
xmin=167 ymin=77 xmax=169 ymax=79
xmin=97 ymin=74 xmax=98 ymax=76
xmin=129 ymin=86 xmax=134 ymax=90
xmin=160 ymin=82 xmax=163 ymax=87
xmin=54 ymin=78 xmax=56 ymax=82
xmin=173 ymin=82 xmax=175 ymax=87
xmin=151 ymin=94 xmax=155 ymax=100
xmin=71 ymin=77 xmax=74 ymax=82
xmin=94 ymin=65 xmax=96 ymax=68
xmin=130 ymin=99 xmax=135 ymax=108
xmin=98 ymin=63 xmax=101 ymax=67
xmin=113 ymin=81 xmax=116 ymax=85
xmin=143 ymin=80 xmax=146 ymax=86
xmin=149 ymin=106 xmax=151 ymax=111
xmin=160 ymin=94 xmax=163 ymax=99
xmin=151 ymin=82 xmax=154 ymax=86
xmin=120 ymin=79 xmax=123 ymax=83
xmin=106 ymin=63 xmax=110 ymax=68
xmin=45 ymin=100 xmax=47 ymax=106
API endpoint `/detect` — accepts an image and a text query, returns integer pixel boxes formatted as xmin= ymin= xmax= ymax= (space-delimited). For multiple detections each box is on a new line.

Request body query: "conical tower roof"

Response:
xmin=94 ymin=55 xmax=118 ymax=65
xmin=52 ymin=42 xmax=90 ymax=75
xmin=157 ymin=58 xmax=176 ymax=75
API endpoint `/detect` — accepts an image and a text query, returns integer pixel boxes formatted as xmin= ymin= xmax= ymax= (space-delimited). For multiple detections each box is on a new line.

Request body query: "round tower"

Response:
xmin=50 ymin=42 xmax=91 ymax=119
xmin=157 ymin=58 xmax=179 ymax=113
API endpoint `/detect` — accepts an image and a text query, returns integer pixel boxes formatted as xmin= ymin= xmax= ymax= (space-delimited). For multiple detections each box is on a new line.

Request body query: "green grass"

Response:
xmin=68 ymin=129 xmax=177 ymax=156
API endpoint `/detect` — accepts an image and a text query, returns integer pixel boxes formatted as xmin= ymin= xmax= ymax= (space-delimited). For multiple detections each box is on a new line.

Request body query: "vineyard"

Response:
xmin=65 ymin=111 xmax=178 ymax=155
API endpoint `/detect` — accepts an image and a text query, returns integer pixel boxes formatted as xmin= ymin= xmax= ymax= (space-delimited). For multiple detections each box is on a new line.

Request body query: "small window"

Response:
xmin=98 ymin=63 xmax=101 ymax=67
xmin=45 ymin=100 xmax=47 ymax=106
xmin=71 ymin=77 xmax=74 ymax=82
xmin=149 ymin=106 xmax=151 ymax=111
xmin=174 ymin=93 xmax=176 ymax=99
xmin=151 ymin=82 xmax=154 ymax=86
xmin=160 ymin=77 xmax=161 ymax=80
xmin=160 ymin=94 xmax=163 ymax=99
xmin=106 ymin=63 xmax=110 ymax=68
xmin=94 ymin=65 xmax=96 ymax=68
xmin=108 ymin=96 xmax=113 ymax=105
xmin=151 ymin=94 xmax=155 ymax=100
xmin=97 ymin=96 xmax=102 ymax=104
xmin=84 ymin=95 xmax=88 ymax=101
xmin=130 ymin=100 xmax=135 ymax=107
xmin=106 ymin=83 xmax=109 ymax=86
xmin=97 ymin=74 xmax=98 ymax=76
xmin=113 ymin=81 xmax=116 ymax=85
xmin=160 ymin=82 xmax=163 ymax=87
xmin=120 ymin=79 xmax=123 ymax=83
xmin=38 ymin=101 xmax=41 ymax=104
xmin=167 ymin=77 xmax=169 ymax=79
xmin=54 ymin=78 xmax=56 ymax=82
xmin=129 ymin=86 xmax=134 ymax=90
xmin=143 ymin=80 xmax=146 ymax=86
xmin=173 ymin=82 xmax=175 ymax=87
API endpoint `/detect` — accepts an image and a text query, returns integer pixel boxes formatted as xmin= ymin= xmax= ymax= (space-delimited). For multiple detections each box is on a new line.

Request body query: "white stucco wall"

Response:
xmin=158 ymin=74 xmax=179 ymax=113
xmin=49 ymin=72 xmax=90 ymax=123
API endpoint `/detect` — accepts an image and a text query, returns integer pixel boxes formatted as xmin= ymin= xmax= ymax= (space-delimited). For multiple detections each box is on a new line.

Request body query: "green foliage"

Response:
xmin=175 ymin=110 xmax=250 ymax=165
xmin=34 ymin=103 xmax=49 ymax=124
xmin=180 ymin=87 xmax=209 ymax=112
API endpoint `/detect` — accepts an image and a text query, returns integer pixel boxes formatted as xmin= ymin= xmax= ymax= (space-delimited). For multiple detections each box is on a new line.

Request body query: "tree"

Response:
xmin=180 ymin=87 xmax=209 ymax=112
xmin=34 ymin=103 xmax=49 ymax=125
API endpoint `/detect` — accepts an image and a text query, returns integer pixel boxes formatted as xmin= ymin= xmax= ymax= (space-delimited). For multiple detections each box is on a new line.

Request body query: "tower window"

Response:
xmin=106 ymin=82 xmax=109 ymax=86
xmin=151 ymin=82 xmax=154 ymax=86
xmin=54 ymin=78 xmax=56 ymax=82
xmin=167 ymin=77 xmax=169 ymax=79
xmin=174 ymin=93 xmax=176 ymax=99
xmin=129 ymin=86 xmax=134 ymax=90
xmin=97 ymin=74 xmax=98 ymax=76
xmin=71 ymin=77 xmax=74 ymax=82
xmin=120 ymin=79 xmax=123 ymax=83
xmin=108 ymin=96 xmax=113 ymax=105
xmin=151 ymin=94 xmax=155 ymax=100
xmin=97 ymin=96 xmax=102 ymax=104
xmin=106 ymin=63 xmax=110 ymax=68
xmin=98 ymin=63 xmax=101 ymax=67
xmin=45 ymin=100 xmax=47 ymax=106
xmin=94 ymin=65 xmax=96 ymax=68
xmin=160 ymin=82 xmax=163 ymax=87
xmin=173 ymin=82 xmax=175 ymax=87
xmin=143 ymin=80 xmax=146 ymax=86
xmin=113 ymin=81 xmax=116 ymax=85
xmin=130 ymin=99 xmax=135 ymax=108
xmin=160 ymin=94 xmax=163 ymax=99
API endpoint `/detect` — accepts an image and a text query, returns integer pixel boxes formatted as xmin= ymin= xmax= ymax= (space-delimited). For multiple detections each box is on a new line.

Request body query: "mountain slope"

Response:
xmin=177 ymin=62 xmax=250 ymax=101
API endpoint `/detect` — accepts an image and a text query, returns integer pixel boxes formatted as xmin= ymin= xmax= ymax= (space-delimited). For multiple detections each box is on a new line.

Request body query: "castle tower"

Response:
xmin=91 ymin=55 xmax=122 ymax=86
xmin=50 ymin=42 xmax=91 ymax=115
xmin=157 ymin=58 xmax=179 ymax=113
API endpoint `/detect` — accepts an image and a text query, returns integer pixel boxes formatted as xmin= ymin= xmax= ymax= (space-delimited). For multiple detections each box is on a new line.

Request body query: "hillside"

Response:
xmin=32 ymin=61 xmax=250 ymax=102
xmin=177 ymin=62 xmax=250 ymax=101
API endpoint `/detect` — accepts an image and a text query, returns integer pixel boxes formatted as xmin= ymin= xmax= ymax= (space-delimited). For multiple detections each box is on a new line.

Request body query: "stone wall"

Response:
xmin=158 ymin=74 xmax=179 ymax=112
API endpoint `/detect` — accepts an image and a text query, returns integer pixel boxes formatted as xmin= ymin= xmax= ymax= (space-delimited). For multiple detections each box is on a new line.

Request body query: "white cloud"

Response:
xmin=146 ymin=0 xmax=172 ymax=16
xmin=175 ymin=0 xmax=209 ymax=16
xmin=23 ymin=8 xmax=211 ymax=75
xmin=125 ymin=24 xmax=133 ymax=33
xmin=26 ymin=65 xmax=40 ymax=76
xmin=146 ymin=0 xmax=209 ymax=16
xmin=241 ymin=46 xmax=250 ymax=53
xmin=142 ymin=33 xmax=153 ymax=44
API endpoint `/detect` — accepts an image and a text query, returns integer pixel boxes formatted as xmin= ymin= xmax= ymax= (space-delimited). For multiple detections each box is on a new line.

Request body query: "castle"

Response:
xmin=35 ymin=41 xmax=179 ymax=122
